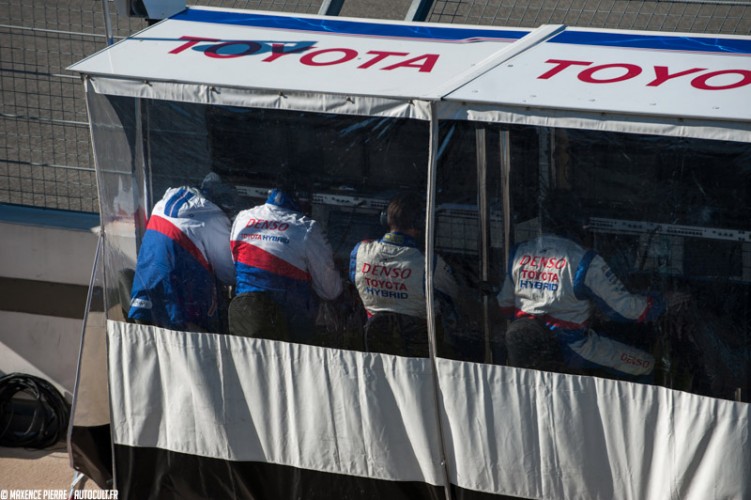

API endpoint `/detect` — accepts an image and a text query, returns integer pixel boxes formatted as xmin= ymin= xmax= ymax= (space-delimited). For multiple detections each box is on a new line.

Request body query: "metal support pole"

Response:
xmin=405 ymin=0 xmax=435 ymax=21
xmin=499 ymin=130 xmax=512 ymax=270
xmin=476 ymin=127 xmax=493 ymax=364
xmin=66 ymin=233 xmax=103 ymax=460
xmin=318 ymin=0 xmax=344 ymax=16
xmin=65 ymin=229 xmax=104 ymax=486
xmin=101 ymin=0 xmax=115 ymax=46
xmin=425 ymin=104 xmax=453 ymax=500
xmin=133 ymin=99 xmax=151 ymax=247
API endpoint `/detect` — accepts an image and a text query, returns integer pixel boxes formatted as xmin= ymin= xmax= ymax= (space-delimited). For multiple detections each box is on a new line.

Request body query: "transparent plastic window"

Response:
xmin=436 ymin=122 xmax=750 ymax=401
xmin=88 ymin=91 xmax=750 ymax=401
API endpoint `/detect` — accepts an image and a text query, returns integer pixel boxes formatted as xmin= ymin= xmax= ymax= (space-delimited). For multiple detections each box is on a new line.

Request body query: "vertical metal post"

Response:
xmin=318 ymin=0 xmax=344 ymax=16
xmin=66 ymin=232 xmax=103 ymax=457
xmin=539 ymin=127 xmax=552 ymax=195
xmin=133 ymin=99 xmax=150 ymax=247
xmin=499 ymin=130 xmax=512 ymax=270
xmin=101 ymin=0 xmax=115 ymax=46
xmin=425 ymin=104 xmax=453 ymax=500
xmin=142 ymin=100 xmax=154 ymax=212
xmin=405 ymin=0 xmax=436 ymax=21
xmin=476 ymin=127 xmax=493 ymax=364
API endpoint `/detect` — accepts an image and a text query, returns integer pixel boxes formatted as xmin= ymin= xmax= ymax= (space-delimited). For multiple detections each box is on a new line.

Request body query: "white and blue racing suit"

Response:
xmin=230 ymin=190 xmax=342 ymax=335
xmin=128 ymin=186 xmax=235 ymax=332
xmin=350 ymin=232 xmax=458 ymax=319
xmin=497 ymin=234 xmax=665 ymax=376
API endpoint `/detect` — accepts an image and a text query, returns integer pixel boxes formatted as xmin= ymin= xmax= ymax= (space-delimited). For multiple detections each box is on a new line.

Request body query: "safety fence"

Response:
xmin=1 ymin=0 xmax=749 ymax=213
xmin=0 ymin=1 xmax=326 ymax=213
xmin=426 ymin=0 xmax=751 ymax=33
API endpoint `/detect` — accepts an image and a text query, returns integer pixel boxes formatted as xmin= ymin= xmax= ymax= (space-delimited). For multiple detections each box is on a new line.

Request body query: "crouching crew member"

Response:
xmin=128 ymin=173 xmax=236 ymax=332
xmin=498 ymin=232 xmax=688 ymax=380
xmin=229 ymin=186 xmax=342 ymax=342
xmin=350 ymin=192 xmax=458 ymax=357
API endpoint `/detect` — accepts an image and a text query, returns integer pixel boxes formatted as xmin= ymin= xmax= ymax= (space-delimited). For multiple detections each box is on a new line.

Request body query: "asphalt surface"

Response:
xmin=0 ymin=444 xmax=102 ymax=493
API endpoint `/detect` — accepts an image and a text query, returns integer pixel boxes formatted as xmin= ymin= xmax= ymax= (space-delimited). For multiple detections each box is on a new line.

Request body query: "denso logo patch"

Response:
xmin=244 ymin=218 xmax=289 ymax=231
xmin=169 ymin=36 xmax=440 ymax=72
xmin=620 ymin=352 xmax=652 ymax=369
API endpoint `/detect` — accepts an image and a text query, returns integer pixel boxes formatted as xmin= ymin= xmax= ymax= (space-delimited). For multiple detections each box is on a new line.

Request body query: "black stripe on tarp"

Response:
xmin=70 ymin=424 xmax=114 ymax=490
xmin=113 ymin=445 xmax=528 ymax=500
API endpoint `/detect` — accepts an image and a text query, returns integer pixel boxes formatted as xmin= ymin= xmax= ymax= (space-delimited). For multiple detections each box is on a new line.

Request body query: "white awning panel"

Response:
xmin=70 ymin=7 xmax=530 ymax=101
xmin=444 ymin=27 xmax=751 ymax=140
xmin=70 ymin=9 xmax=751 ymax=140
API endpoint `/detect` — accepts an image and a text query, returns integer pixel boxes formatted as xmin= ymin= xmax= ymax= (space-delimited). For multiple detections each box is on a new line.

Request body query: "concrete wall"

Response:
xmin=0 ymin=205 xmax=100 ymax=400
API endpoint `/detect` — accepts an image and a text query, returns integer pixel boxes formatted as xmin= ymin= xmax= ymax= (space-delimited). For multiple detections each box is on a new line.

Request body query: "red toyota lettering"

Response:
xmin=538 ymin=59 xmax=751 ymax=91
xmin=578 ymin=63 xmax=642 ymax=84
xmin=538 ymin=59 xmax=593 ymax=79
xmin=169 ymin=35 xmax=221 ymax=54
xmin=692 ymin=69 xmax=751 ymax=90
xmin=647 ymin=66 xmax=706 ymax=87
xmin=205 ymin=41 xmax=263 ymax=59
xmin=382 ymin=54 xmax=439 ymax=73
xmin=300 ymin=48 xmax=358 ymax=66
xmin=262 ymin=42 xmax=315 ymax=63
xmin=358 ymin=50 xmax=409 ymax=69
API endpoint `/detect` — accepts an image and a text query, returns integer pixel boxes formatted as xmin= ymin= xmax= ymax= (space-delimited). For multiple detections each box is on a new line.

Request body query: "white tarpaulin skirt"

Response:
xmin=107 ymin=320 xmax=750 ymax=499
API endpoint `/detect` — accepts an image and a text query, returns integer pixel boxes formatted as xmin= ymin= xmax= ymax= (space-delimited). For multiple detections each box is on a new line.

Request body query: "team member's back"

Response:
xmin=229 ymin=188 xmax=342 ymax=342
xmin=498 ymin=233 xmax=687 ymax=379
xmin=128 ymin=179 xmax=236 ymax=332
xmin=350 ymin=192 xmax=458 ymax=357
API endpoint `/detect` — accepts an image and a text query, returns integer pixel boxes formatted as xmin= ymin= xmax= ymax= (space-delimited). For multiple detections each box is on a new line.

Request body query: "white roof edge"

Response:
xmin=71 ymin=7 xmax=751 ymax=142
xmin=430 ymin=24 xmax=566 ymax=98
xmin=85 ymin=76 xmax=433 ymax=120
xmin=560 ymin=24 xmax=751 ymax=40
xmin=69 ymin=7 xmax=532 ymax=103
xmin=84 ymin=75 xmax=751 ymax=141
xmin=436 ymin=101 xmax=751 ymax=143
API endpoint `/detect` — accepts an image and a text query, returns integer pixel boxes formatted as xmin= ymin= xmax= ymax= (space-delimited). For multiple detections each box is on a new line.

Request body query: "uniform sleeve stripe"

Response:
xmin=573 ymin=250 xmax=597 ymax=300
xmin=637 ymin=296 xmax=653 ymax=322
xmin=147 ymin=215 xmax=211 ymax=271
xmin=511 ymin=311 xmax=587 ymax=331
xmin=506 ymin=244 xmax=518 ymax=278
xmin=349 ymin=242 xmax=361 ymax=283
xmin=541 ymin=314 xmax=587 ymax=330
xmin=231 ymin=241 xmax=311 ymax=282
xmin=165 ymin=188 xmax=194 ymax=218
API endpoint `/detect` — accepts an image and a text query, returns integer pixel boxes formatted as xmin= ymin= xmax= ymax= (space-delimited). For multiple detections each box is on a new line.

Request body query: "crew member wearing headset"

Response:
xmin=350 ymin=192 xmax=458 ymax=357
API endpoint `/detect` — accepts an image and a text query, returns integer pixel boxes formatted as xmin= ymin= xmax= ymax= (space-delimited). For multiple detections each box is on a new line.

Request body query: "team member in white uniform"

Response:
xmin=128 ymin=173 xmax=236 ymax=332
xmin=350 ymin=192 xmax=458 ymax=356
xmin=230 ymin=188 xmax=342 ymax=342
xmin=498 ymin=232 xmax=686 ymax=378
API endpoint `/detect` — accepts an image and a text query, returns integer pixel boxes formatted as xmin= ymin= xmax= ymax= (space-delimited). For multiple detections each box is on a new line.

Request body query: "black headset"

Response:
xmin=379 ymin=209 xmax=389 ymax=227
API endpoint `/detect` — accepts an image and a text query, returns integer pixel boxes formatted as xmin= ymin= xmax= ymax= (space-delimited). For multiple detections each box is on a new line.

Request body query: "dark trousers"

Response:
xmin=505 ymin=318 xmax=566 ymax=372
xmin=363 ymin=313 xmax=453 ymax=358
xmin=228 ymin=293 xmax=290 ymax=342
